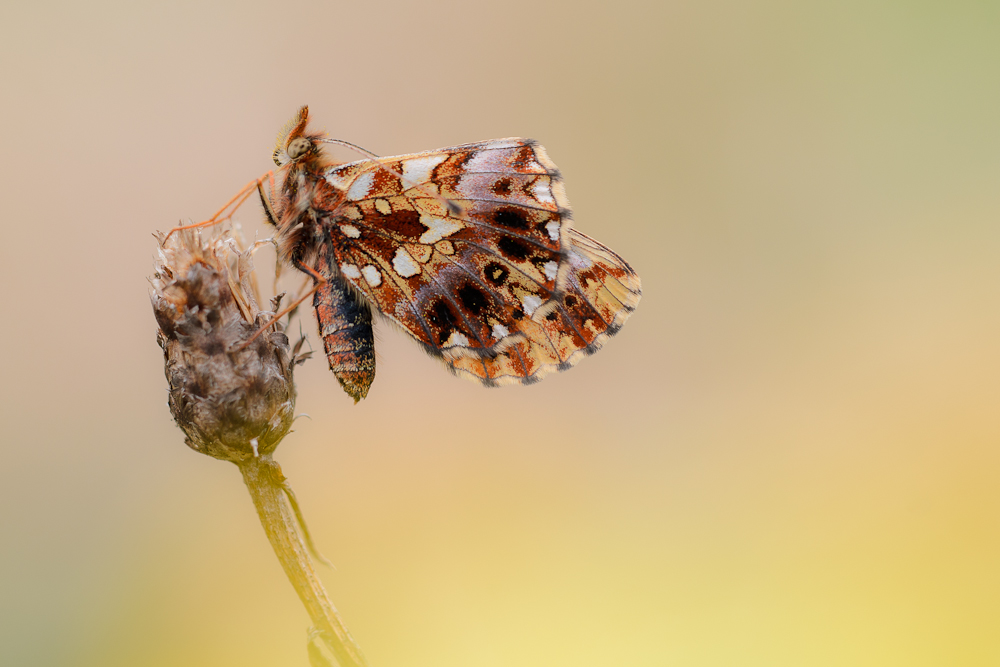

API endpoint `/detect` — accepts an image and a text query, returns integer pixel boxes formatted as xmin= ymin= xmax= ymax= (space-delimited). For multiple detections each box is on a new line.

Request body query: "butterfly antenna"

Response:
xmin=319 ymin=137 xmax=381 ymax=161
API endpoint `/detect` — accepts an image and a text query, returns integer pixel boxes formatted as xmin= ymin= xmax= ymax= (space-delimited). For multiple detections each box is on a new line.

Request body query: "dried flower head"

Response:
xmin=151 ymin=226 xmax=304 ymax=463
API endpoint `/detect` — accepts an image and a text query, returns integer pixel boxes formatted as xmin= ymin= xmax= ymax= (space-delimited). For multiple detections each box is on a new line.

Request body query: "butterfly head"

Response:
xmin=272 ymin=105 xmax=324 ymax=167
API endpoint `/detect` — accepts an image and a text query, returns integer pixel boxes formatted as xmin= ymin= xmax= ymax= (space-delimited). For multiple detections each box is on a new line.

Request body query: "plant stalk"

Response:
xmin=239 ymin=455 xmax=369 ymax=667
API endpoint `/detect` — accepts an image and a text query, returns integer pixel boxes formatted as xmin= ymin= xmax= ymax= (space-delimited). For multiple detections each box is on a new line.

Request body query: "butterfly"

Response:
xmin=260 ymin=106 xmax=641 ymax=401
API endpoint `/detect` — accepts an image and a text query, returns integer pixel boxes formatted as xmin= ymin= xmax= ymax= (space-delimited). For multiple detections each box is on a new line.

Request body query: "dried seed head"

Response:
xmin=151 ymin=226 xmax=302 ymax=463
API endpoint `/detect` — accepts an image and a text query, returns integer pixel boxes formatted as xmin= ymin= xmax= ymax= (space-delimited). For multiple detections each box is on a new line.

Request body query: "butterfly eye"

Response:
xmin=287 ymin=137 xmax=312 ymax=160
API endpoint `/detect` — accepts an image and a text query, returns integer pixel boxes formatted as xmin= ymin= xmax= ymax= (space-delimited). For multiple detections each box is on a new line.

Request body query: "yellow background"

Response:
xmin=2 ymin=1 xmax=999 ymax=665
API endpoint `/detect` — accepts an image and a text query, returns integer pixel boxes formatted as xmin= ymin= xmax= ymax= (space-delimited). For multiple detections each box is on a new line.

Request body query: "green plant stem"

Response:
xmin=239 ymin=455 xmax=369 ymax=667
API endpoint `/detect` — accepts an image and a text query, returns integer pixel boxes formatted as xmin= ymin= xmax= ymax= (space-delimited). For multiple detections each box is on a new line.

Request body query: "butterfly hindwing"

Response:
xmin=318 ymin=139 xmax=639 ymax=386
xmin=272 ymin=107 xmax=639 ymax=397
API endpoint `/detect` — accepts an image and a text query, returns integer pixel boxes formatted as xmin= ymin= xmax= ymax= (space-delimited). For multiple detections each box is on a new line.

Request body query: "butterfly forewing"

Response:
xmin=321 ymin=141 xmax=638 ymax=386
xmin=274 ymin=108 xmax=640 ymax=396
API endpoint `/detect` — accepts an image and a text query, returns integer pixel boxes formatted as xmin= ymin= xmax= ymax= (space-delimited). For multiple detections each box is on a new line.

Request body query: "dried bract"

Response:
xmin=151 ymin=227 xmax=300 ymax=462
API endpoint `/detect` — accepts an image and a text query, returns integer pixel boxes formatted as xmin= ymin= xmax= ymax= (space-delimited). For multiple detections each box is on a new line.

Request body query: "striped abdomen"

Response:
xmin=313 ymin=275 xmax=375 ymax=402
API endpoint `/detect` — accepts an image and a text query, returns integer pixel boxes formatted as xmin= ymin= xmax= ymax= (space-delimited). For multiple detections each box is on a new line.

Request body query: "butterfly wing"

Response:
xmin=322 ymin=138 xmax=641 ymax=386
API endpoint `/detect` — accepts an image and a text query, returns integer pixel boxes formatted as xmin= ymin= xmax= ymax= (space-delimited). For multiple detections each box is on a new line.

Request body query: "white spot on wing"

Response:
xmin=374 ymin=198 xmax=391 ymax=215
xmin=340 ymin=264 xmax=361 ymax=279
xmin=543 ymin=261 xmax=558 ymax=281
xmin=346 ymin=171 xmax=375 ymax=201
xmin=325 ymin=166 xmax=355 ymax=191
xmin=361 ymin=265 xmax=382 ymax=287
xmin=418 ymin=215 xmax=463 ymax=244
xmin=546 ymin=220 xmax=560 ymax=241
xmin=392 ymin=248 xmax=421 ymax=277
xmin=532 ymin=179 xmax=554 ymax=204
xmin=443 ymin=331 xmax=470 ymax=348
xmin=339 ymin=224 xmax=360 ymax=238
xmin=522 ymin=295 xmax=543 ymax=316
xmin=401 ymin=155 xmax=447 ymax=190
xmin=463 ymin=150 xmax=503 ymax=173
xmin=492 ymin=323 xmax=509 ymax=340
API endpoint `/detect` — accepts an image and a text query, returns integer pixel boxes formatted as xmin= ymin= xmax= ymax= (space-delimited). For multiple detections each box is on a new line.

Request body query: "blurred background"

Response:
xmin=2 ymin=1 xmax=999 ymax=665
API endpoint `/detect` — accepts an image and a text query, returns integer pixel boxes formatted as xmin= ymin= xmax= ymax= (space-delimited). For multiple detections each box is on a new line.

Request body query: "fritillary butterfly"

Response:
xmin=264 ymin=106 xmax=641 ymax=401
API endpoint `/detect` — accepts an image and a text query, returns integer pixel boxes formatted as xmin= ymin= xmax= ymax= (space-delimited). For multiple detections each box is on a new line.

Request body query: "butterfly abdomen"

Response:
xmin=313 ymin=275 xmax=375 ymax=403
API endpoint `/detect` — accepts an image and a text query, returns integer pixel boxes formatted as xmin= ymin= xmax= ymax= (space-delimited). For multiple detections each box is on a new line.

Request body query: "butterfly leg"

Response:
xmin=166 ymin=171 xmax=277 ymax=240
xmin=235 ymin=267 xmax=322 ymax=352
xmin=257 ymin=177 xmax=280 ymax=227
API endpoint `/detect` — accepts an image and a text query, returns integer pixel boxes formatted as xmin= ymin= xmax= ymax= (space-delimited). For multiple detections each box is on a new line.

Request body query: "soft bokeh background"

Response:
xmin=2 ymin=1 xmax=999 ymax=665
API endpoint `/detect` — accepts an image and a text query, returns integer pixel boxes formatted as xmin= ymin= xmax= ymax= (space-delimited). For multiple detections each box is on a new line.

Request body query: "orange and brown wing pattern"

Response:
xmin=318 ymin=139 xmax=641 ymax=386
xmin=445 ymin=228 xmax=641 ymax=385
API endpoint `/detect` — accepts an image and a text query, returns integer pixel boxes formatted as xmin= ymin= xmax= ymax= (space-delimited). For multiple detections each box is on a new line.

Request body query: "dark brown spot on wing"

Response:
xmin=457 ymin=283 xmax=489 ymax=315
xmin=492 ymin=207 xmax=531 ymax=231
xmin=483 ymin=262 xmax=509 ymax=287
xmin=497 ymin=236 xmax=531 ymax=262
xmin=427 ymin=299 xmax=460 ymax=345
xmin=492 ymin=177 xmax=513 ymax=196
xmin=376 ymin=209 xmax=424 ymax=238
xmin=510 ymin=145 xmax=535 ymax=169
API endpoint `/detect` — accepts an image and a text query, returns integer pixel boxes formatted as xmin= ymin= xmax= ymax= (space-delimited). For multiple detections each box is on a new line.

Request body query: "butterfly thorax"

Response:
xmin=272 ymin=136 xmax=377 ymax=402
xmin=273 ymin=149 xmax=347 ymax=268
